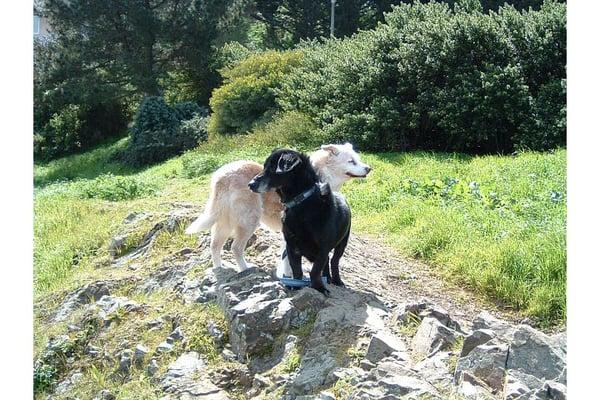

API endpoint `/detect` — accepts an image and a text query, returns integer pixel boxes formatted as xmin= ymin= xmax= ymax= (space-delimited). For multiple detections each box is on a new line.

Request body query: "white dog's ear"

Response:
xmin=343 ymin=142 xmax=354 ymax=150
xmin=321 ymin=144 xmax=339 ymax=156
xmin=276 ymin=153 xmax=301 ymax=174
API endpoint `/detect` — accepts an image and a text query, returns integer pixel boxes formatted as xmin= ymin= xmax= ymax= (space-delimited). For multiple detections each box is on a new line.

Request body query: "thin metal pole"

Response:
xmin=330 ymin=0 xmax=336 ymax=37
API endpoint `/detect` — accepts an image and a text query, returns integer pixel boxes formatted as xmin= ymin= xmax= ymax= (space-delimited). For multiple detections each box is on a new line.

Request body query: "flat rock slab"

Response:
xmin=160 ymin=352 xmax=229 ymax=400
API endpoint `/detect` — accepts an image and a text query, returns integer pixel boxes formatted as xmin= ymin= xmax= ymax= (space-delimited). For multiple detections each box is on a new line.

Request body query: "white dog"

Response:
xmin=185 ymin=143 xmax=371 ymax=274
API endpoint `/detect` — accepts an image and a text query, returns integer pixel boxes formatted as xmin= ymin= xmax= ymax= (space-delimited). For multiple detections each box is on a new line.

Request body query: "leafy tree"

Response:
xmin=43 ymin=0 xmax=239 ymax=102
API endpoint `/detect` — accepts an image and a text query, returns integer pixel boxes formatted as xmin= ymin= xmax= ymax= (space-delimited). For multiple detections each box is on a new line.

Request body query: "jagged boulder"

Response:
xmin=506 ymin=326 xmax=566 ymax=384
xmin=364 ymin=331 xmax=407 ymax=364
xmin=454 ymin=338 xmax=509 ymax=394
xmin=461 ymin=329 xmax=496 ymax=357
xmin=411 ymin=316 xmax=460 ymax=360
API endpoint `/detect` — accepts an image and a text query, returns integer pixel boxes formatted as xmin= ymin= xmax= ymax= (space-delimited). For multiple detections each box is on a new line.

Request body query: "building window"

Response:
xmin=34 ymin=15 xmax=41 ymax=35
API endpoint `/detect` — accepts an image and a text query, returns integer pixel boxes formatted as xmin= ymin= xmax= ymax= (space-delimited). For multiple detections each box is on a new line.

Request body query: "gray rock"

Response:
xmin=160 ymin=352 xmax=230 ymax=399
xmin=505 ymin=369 xmax=544 ymax=399
xmin=54 ymin=370 xmax=84 ymax=395
xmin=318 ymin=391 xmax=336 ymax=400
xmin=252 ymin=374 xmax=272 ymax=389
xmin=140 ymin=257 xmax=201 ymax=294
xmin=169 ymin=327 xmax=185 ymax=342
xmin=391 ymin=301 xmax=432 ymax=324
xmin=506 ymin=325 xmax=566 ymax=383
xmin=454 ymin=339 xmax=508 ymax=394
xmin=364 ymin=331 xmax=407 ymax=363
xmin=359 ymin=359 xmax=376 ymax=370
xmin=352 ymin=359 xmax=440 ymax=399
xmin=207 ymin=321 xmax=224 ymax=347
xmin=94 ymin=295 xmax=140 ymax=321
xmin=123 ymin=211 xmax=151 ymax=225
xmin=134 ymin=344 xmax=149 ymax=364
xmin=461 ymin=329 xmax=496 ymax=357
xmin=94 ymin=389 xmax=115 ymax=400
xmin=327 ymin=367 xmax=367 ymax=386
xmin=109 ymin=234 xmax=128 ymax=257
xmin=216 ymin=268 xmax=289 ymax=359
xmin=418 ymin=305 xmax=464 ymax=333
xmin=221 ymin=348 xmax=237 ymax=362
xmin=543 ymin=380 xmax=567 ymax=400
xmin=119 ymin=349 xmax=133 ymax=373
xmin=473 ymin=311 xmax=516 ymax=338
xmin=157 ymin=341 xmax=173 ymax=353
xmin=412 ymin=351 xmax=454 ymax=390
xmin=456 ymin=371 xmax=495 ymax=400
xmin=147 ymin=359 xmax=159 ymax=376
xmin=411 ymin=317 xmax=459 ymax=359
xmin=86 ymin=344 xmax=102 ymax=358
xmin=54 ymin=281 xmax=112 ymax=321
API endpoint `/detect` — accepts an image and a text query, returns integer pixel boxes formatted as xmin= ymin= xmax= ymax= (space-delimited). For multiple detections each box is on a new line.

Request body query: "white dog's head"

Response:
xmin=310 ymin=143 xmax=371 ymax=192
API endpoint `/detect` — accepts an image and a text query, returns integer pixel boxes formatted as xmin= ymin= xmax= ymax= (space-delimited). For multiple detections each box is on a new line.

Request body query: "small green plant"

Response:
xmin=330 ymin=377 xmax=355 ymax=399
xmin=276 ymin=347 xmax=302 ymax=374
xmin=396 ymin=312 xmax=422 ymax=338
xmin=447 ymin=336 xmax=465 ymax=373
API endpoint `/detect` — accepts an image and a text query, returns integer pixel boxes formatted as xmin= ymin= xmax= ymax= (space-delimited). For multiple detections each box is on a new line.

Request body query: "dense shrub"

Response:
xmin=128 ymin=97 xmax=208 ymax=166
xmin=278 ymin=0 xmax=566 ymax=153
xmin=208 ymin=50 xmax=303 ymax=136
xmin=172 ymin=101 xmax=204 ymax=121
xmin=179 ymin=114 xmax=210 ymax=146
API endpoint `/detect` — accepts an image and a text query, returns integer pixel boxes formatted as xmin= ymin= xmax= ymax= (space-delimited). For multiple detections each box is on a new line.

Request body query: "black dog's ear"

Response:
xmin=276 ymin=153 xmax=301 ymax=174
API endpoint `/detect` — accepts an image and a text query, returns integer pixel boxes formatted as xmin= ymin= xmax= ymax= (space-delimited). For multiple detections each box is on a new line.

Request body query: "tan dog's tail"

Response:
xmin=185 ymin=212 xmax=216 ymax=234
xmin=185 ymin=189 xmax=219 ymax=234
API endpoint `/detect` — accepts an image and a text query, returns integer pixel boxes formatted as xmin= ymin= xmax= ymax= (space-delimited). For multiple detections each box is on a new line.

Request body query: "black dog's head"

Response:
xmin=248 ymin=149 xmax=312 ymax=193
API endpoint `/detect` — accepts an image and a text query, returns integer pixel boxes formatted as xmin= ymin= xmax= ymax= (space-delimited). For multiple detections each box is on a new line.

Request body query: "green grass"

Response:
xmin=344 ymin=150 xmax=566 ymax=327
xmin=34 ymin=134 xmax=566 ymax=327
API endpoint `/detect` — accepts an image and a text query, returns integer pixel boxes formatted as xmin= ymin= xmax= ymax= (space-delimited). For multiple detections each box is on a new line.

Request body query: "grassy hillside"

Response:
xmin=34 ymin=136 xmax=566 ymax=327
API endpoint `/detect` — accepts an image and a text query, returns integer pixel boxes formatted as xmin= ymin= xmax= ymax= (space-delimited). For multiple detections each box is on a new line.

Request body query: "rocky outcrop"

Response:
xmin=36 ymin=208 xmax=567 ymax=400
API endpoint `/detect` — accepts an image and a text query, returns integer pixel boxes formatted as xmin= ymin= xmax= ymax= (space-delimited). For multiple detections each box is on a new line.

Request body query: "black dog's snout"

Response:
xmin=248 ymin=179 xmax=258 ymax=192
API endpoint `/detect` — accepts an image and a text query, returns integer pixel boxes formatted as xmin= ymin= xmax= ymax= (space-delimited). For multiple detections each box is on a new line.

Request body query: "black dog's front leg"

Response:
xmin=286 ymin=244 xmax=303 ymax=280
xmin=310 ymin=253 xmax=330 ymax=295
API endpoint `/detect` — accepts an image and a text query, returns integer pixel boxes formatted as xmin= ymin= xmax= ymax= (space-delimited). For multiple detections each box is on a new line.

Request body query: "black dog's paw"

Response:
xmin=313 ymin=285 xmax=330 ymax=296
xmin=331 ymin=278 xmax=345 ymax=287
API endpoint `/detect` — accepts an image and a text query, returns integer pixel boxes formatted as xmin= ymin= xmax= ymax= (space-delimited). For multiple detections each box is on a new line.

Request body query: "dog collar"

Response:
xmin=283 ymin=182 xmax=330 ymax=209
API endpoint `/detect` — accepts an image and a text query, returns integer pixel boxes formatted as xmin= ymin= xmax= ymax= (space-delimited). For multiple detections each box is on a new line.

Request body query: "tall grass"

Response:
xmin=343 ymin=150 xmax=566 ymax=326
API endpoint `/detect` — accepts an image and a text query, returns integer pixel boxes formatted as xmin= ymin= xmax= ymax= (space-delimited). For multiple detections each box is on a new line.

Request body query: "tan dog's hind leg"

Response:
xmin=232 ymin=221 xmax=258 ymax=270
xmin=210 ymin=223 xmax=229 ymax=269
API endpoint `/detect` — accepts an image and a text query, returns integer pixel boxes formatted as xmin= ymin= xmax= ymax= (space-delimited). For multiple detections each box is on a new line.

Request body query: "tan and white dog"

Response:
xmin=185 ymin=143 xmax=371 ymax=274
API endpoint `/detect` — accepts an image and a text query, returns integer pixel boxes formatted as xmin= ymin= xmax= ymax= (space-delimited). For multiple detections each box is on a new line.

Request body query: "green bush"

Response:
xmin=128 ymin=97 xmax=207 ymax=166
xmin=172 ymin=101 xmax=206 ymax=121
xmin=181 ymin=154 xmax=223 ymax=178
xmin=179 ymin=114 xmax=210 ymax=147
xmin=278 ymin=0 xmax=566 ymax=153
xmin=208 ymin=50 xmax=303 ymax=136
xmin=246 ymin=111 xmax=325 ymax=151
xmin=77 ymin=173 xmax=156 ymax=201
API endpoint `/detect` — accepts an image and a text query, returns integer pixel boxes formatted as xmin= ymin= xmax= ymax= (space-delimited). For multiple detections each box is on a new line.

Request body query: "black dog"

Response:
xmin=248 ymin=149 xmax=351 ymax=294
